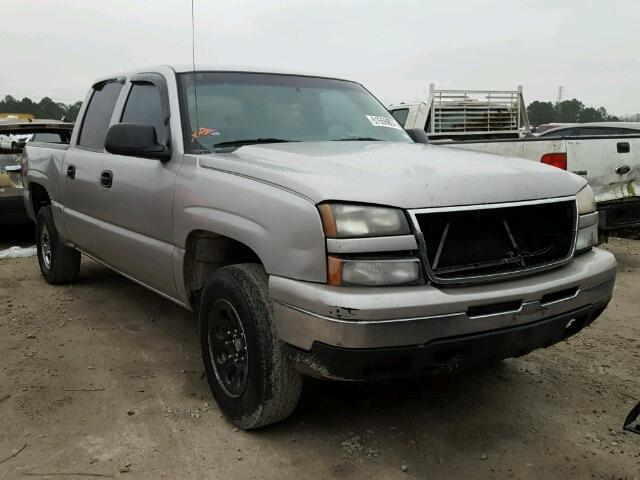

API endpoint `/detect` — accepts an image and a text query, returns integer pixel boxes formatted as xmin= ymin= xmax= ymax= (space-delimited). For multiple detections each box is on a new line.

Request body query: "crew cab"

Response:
xmin=389 ymin=94 xmax=640 ymax=237
xmin=23 ymin=66 xmax=616 ymax=429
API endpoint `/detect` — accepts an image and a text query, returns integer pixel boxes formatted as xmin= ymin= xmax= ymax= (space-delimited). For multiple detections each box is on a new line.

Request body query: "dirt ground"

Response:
xmin=0 ymin=226 xmax=639 ymax=479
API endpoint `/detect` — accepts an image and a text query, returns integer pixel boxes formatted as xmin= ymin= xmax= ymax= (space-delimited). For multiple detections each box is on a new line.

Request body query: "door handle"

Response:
xmin=100 ymin=170 xmax=113 ymax=188
xmin=66 ymin=164 xmax=76 ymax=179
xmin=617 ymin=142 xmax=630 ymax=153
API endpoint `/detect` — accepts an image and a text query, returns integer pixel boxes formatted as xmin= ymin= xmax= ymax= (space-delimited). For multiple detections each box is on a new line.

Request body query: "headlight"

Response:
xmin=575 ymin=186 xmax=598 ymax=254
xmin=576 ymin=185 xmax=596 ymax=215
xmin=328 ymin=256 xmax=421 ymax=286
xmin=318 ymin=203 xmax=410 ymax=238
xmin=576 ymin=222 xmax=598 ymax=252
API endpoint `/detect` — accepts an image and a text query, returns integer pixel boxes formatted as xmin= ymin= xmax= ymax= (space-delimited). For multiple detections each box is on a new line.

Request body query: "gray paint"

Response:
xmin=198 ymin=141 xmax=587 ymax=209
xmin=270 ymin=248 xmax=616 ymax=349
xmin=22 ymin=65 xmax=616 ymax=353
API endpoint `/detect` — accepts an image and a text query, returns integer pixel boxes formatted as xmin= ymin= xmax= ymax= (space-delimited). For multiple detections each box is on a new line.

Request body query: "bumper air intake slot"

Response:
xmin=540 ymin=286 xmax=578 ymax=305
xmin=467 ymin=300 xmax=522 ymax=318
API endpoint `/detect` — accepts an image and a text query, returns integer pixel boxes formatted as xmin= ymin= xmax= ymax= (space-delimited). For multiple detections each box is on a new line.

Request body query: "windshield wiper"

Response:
xmin=333 ymin=137 xmax=385 ymax=141
xmin=213 ymin=138 xmax=299 ymax=149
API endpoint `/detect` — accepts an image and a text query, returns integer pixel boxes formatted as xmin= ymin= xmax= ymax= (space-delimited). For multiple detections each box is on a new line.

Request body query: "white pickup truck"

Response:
xmin=389 ymin=88 xmax=640 ymax=236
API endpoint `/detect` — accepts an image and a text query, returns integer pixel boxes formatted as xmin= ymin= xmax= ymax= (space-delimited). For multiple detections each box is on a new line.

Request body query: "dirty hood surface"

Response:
xmin=199 ymin=141 xmax=586 ymax=209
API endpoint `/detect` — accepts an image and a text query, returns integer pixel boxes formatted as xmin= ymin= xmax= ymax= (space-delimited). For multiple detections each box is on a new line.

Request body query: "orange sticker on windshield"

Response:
xmin=191 ymin=127 xmax=220 ymax=142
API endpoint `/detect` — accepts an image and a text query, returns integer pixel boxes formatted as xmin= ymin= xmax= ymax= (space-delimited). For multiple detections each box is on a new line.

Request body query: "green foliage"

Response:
xmin=527 ymin=97 xmax=618 ymax=126
xmin=0 ymin=95 xmax=83 ymax=122
xmin=526 ymin=101 xmax=555 ymax=126
xmin=555 ymin=99 xmax=584 ymax=123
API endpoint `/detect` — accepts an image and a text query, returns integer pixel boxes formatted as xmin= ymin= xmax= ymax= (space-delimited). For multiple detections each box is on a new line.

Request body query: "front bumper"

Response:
xmin=285 ymin=301 xmax=609 ymax=380
xmin=270 ymin=248 xmax=616 ymax=377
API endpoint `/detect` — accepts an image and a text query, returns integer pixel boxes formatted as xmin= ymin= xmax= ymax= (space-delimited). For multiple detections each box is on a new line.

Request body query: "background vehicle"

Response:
xmin=23 ymin=66 xmax=616 ymax=429
xmin=390 ymin=98 xmax=640 ymax=236
xmin=538 ymin=122 xmax=640 ymax=138
xmin=388 ymin=84 xmax=531 ymax=141
xmin=0 ymin=119 xmax=73 ymax=225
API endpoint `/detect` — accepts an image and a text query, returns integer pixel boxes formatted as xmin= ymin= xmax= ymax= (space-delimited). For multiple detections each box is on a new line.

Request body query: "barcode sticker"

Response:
xmin=366 ymin=115 xmax=403 ymax=130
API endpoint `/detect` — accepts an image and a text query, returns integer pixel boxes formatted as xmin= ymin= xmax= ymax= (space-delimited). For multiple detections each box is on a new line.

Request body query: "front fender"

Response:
xmin=173 ymin=161 xmax=327 ymax=284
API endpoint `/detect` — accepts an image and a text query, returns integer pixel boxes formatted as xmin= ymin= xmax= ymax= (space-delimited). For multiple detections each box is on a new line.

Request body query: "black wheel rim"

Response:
xmin=208 ymin=299 xmax=249 ymax=398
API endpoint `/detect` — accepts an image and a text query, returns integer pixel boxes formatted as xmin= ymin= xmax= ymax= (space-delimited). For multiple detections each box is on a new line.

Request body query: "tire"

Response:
xmin=200 ymin=264 xmax=303 ymax=429
xmin=36 ymin=206 xmax=81 ymax=284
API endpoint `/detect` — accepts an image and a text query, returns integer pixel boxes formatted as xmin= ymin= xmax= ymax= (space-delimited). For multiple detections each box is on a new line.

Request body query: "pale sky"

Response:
xmin=3 ymin=0 xmax=639 ymax=115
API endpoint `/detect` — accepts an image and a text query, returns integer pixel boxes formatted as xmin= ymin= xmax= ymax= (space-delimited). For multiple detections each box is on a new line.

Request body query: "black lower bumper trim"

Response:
xmin=286 ymin=300 xmax=610 ymax=381
xmin=598 ymin=198 xmax=640 ymax=230
xmin=0 ymin=196 xmax=29 ymax=225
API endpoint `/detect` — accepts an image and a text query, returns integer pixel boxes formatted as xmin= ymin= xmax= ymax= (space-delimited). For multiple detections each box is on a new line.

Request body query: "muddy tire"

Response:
xmin=200 ymin=264 xmax=303 ymax=429
xmin=36 ymin=206 xmax=81 ymax=284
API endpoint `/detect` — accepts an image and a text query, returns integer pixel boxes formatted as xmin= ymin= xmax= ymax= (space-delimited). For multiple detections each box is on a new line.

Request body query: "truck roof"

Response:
xmin=0 ymin=119 xmax=74 ymax=130
xmin=90 ymin=65 xmax=353 ymax=88
xmin=539 ymin=122 xmax=640 ymax=136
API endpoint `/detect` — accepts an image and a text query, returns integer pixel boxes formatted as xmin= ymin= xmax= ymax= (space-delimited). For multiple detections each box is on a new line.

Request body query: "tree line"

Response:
xmin=1 ymin=95 xmax=83 ymax=122
xmin=526 ymin=99 xmax=620 ymax=126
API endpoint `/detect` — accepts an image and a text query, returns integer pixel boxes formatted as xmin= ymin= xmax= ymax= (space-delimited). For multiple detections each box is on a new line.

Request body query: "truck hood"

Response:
xmin=199 ymin=141 xmax=586 ymax=209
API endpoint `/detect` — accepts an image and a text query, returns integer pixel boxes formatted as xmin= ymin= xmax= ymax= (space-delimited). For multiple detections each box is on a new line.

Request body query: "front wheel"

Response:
xmin=200 ymin=264 xmax=303 ymax=429
xmin=36 ymin=206 xmax=81 ymax=284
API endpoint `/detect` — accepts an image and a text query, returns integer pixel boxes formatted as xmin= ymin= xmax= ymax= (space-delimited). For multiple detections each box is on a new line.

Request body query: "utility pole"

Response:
xmin=556 ymin=85 xmax=564 ymax=121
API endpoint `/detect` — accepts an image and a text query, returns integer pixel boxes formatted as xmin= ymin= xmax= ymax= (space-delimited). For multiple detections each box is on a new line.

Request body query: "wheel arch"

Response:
xmin=182 ymin=229 xmax=263 ymax=310
xmin=29 ymin=182 xmax=51 ymax=217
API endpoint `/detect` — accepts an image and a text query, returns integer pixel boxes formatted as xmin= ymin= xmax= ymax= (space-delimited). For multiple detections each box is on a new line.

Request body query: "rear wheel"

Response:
xmin=200 ymin=264 xmax=303 ymax=429
xmin=36 ymin=206 xmax=80 ymax=284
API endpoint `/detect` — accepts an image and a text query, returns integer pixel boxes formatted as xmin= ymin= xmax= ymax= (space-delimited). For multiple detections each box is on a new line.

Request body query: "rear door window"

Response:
xmin=541 ymin=128 xmax=578 ymax=137
xmin=77 ymin=81 xmax=123 ymax=150
xmin=390 ymin=108 xmax=409 ymax=127
xmin=31 ymin=132 xmax=64 ymax=143
xmin=576 ymin=127 xmax=615 ymax=136
xmin=577 ymin=127 xmax=639 ymax=136
xmin=120 ymin=83 xmax=166 ymax=143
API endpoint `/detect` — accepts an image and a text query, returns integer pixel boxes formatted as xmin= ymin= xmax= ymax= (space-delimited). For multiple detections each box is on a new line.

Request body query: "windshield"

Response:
xmin=178 ymin=72 xmax=411 ymax=152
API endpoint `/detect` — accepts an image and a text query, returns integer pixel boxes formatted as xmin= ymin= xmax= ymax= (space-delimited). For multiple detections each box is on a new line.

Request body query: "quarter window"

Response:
xmin=77 ymin=81 xmax=123 ymax=149
xmin=120 ymin=83 xmax=166 ymax=143
xmin=390 ymin=108 xmax=409 ymax=127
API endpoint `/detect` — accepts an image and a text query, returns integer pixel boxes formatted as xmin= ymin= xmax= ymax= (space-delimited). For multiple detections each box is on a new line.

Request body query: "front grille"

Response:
xmin=414 ymin=199 xmax=576 ymax=283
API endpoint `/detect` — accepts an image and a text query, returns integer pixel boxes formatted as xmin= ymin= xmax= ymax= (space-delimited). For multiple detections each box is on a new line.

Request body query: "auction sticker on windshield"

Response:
xmin=366 ymin=115 xmax=403 ymax=130
xmin=191 ymin=127 xmax=220 ymax=142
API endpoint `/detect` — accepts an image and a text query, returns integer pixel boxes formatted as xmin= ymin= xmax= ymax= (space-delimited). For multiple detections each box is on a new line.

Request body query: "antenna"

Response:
xmin=557 ymin=85 xmax=564 ymax=104
xmin=556 ymin=85 xmax=564 ymax=121
xmin=191 ymin=0 xmax=199 ymax=133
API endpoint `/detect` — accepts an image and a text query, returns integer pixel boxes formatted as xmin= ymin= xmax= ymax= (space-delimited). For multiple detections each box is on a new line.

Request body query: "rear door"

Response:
xmin=62 ymin=79 xmax=124 ymax=254
xmin=565 ymin=132 xmax=640 ymax=203
xmin=93 ymin=73 xmax=179 ymax=297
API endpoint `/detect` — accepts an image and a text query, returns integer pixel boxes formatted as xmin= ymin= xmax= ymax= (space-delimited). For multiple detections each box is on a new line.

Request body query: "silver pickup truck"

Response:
xmin=23 ymin=65 xmax=617 ymax=429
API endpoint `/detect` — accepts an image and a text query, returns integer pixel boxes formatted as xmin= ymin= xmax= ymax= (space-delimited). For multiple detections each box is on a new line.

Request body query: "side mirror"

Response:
xmin=105 ymin=123 xmax=171 ymax=162
xmin=405 ymin=128 xmax=430 ymax=144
